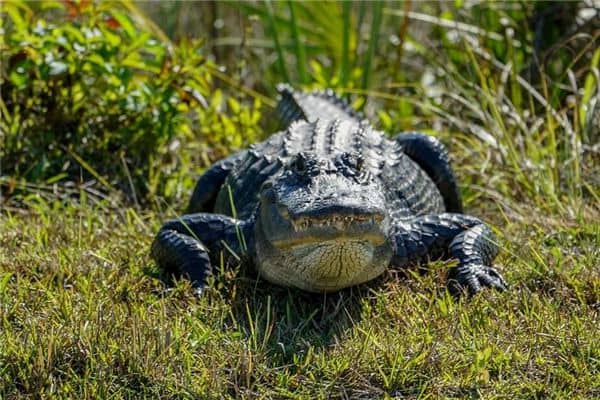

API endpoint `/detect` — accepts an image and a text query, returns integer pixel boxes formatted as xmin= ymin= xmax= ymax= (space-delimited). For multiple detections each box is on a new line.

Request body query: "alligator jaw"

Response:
xmin=289 ymin=213 xmax=384 ymax=231
xmin=253 ymin=229 xmax=393 ymax=292
xmin=268 ymin=212 xmax=387 ymax=250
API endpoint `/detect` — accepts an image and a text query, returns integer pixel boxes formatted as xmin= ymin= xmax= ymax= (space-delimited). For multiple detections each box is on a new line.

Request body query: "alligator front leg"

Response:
xmin=390 ymin=214 xmax=508 ymax=295
xmin=188 ymin=151 xmax=247 ymax=213
xmin=151 ymin=213 xmax=251 ymax=294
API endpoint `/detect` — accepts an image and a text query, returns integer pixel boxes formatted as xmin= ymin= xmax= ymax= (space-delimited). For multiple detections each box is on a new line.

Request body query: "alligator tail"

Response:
xmin=275 ymin=84 xmax=364 ymax=126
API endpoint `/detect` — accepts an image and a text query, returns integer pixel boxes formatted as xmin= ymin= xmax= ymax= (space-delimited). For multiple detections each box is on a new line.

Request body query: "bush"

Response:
xmin=0 ymin=1 xmax=263 ymax=205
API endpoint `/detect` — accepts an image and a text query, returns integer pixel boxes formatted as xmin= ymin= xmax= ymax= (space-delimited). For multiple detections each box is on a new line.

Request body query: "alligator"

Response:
xmin=151 ymin=85 xmax=508 ymax=295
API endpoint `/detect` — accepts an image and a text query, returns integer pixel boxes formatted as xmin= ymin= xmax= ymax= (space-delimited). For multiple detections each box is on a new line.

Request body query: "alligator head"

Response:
xmin=254 ymin=151 xmax=393 ymax=292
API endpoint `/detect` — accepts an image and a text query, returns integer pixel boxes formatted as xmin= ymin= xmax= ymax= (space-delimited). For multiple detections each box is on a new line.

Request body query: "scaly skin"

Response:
xmin=151 ymin=86 xmax=508 ymax=295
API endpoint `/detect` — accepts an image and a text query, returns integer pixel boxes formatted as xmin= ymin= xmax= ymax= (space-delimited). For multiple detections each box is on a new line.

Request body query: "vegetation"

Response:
xmin=0 ymin=0 xmax=598 ymax=398
xmin=1 ymin=1 xmax=263 ymax=204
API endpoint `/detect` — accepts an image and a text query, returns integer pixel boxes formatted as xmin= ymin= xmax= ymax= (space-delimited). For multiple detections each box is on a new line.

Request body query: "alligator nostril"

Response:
xmin=262 ymin=181 xmax=273 ymax=189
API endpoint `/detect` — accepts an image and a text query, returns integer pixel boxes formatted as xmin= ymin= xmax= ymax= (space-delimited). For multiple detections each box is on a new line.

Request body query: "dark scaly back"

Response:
xmin=214 ymin=86 xmax=445 ymax=220
xmin=379 ymin=140 xmax=445 ymax=219
xmin=276 ymin=118 xmax=388 ymax=170
xmin=273 ymin=85 xmax=445 ymax=218
xmin=214 ymin=118 xmax=388 ymax=219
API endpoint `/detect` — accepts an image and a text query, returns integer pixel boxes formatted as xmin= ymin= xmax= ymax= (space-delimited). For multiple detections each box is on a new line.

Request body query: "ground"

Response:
xmin=0 ymin=192 xmax=598 ymax=399
xmin=2 ymin=1 xmax=599 ymax=398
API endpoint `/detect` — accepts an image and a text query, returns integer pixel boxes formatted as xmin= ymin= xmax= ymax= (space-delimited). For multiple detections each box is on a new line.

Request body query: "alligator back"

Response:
xmin=213 ymin=116 xmax=445 ymax=221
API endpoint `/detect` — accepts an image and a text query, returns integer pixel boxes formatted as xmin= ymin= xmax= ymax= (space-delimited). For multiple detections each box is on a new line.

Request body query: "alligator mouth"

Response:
xmin=289 ymin=213 xmax=384 ymax=232
xmin=269 ymin=210 xmax=388 ymax=249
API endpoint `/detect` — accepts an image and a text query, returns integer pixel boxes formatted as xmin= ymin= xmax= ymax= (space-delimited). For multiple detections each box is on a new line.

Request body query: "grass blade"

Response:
xmin=288 ymin=1 xmax=307 ymax=84
xmin=361 ymin=0 xmax=383 ymax=90
xmin=340 ymin=1 xmax=351 ymax=87
xmin=264 ymin=0 xmax=289 ymax=82
xmin=394 ymin=0 xmax=412 ymax=70
xmin=64 ymin=147 xmax=115 ymax=193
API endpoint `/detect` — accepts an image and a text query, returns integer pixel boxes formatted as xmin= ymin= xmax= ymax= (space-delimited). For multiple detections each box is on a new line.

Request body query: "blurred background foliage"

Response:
xmin=1 ymin=0 xmax=598 ymax=212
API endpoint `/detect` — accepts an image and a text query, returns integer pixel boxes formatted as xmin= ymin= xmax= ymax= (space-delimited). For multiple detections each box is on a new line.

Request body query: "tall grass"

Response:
xmin=222 ymin=1 xmax=597 ymax=215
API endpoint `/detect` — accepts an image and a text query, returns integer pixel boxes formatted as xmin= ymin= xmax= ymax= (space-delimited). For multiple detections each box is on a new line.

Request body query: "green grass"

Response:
xmin=1 ymin=189 xmax=598 ymax=398
xmin=1 ymin=1 xmax=599 ymax=398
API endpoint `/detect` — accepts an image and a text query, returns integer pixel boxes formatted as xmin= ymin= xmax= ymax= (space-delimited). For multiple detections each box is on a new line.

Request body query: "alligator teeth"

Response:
xmin=291 ymin=213 xmax=384 ymax=231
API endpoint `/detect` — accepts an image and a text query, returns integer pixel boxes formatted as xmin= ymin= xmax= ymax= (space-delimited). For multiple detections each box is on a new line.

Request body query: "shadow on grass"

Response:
xmin=223 ymin=262 xmax=375 ymax=356
xmin=145 ymin=258 xmax=395 ymax=364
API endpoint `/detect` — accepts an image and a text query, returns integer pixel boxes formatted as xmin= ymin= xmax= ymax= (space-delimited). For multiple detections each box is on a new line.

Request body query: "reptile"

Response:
xmin=151 ymin=85 xmax=508 ymax=295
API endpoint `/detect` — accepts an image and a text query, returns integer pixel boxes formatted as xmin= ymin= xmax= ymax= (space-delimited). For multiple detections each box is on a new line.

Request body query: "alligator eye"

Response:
xmin=354 ymin=154 xmax=364 ymax=171
xmin=344 ymin=153 xmax=364 ymax=171
xmin=293 ymin=154 xmax=308 ymax=174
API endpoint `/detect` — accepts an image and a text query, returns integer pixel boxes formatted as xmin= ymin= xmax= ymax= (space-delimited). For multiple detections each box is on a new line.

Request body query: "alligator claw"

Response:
xmin=448 ymin=264 xmax=508 ymax=295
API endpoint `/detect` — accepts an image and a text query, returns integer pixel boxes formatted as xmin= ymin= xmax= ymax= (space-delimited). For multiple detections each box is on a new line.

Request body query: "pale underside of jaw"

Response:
xmin=260 ymin=239 xmax=387 ymax=292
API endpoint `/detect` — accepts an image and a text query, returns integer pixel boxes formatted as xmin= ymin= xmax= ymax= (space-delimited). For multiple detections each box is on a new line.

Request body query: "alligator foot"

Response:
xmin=151 ymin=213 xmax=249 ymax=293
xmin=448 ymin=263 xmax=508 ymax=295
xmin=447 ymin=220 xmax=507 ymax=295
xmin=391 ymin=213 xmax=508 ymax=296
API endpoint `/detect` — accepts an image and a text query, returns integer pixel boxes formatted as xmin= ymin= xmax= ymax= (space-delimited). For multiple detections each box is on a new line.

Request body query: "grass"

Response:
xmin=1 ymin=183 xmax=598 ymax=398
xmin=1 ymin=1 xmax=599 ymax=398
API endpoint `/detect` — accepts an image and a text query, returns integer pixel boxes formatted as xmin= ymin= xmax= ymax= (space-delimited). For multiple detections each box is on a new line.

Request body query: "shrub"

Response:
xmin=0 ymin=1 xmax=263 ymax=205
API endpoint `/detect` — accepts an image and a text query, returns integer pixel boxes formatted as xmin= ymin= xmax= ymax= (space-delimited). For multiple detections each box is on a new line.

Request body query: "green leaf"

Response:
xmin=110 ymin=10 xmax=137 ymax=39
xmin=46 ymin=173 xmax=68 ymax=184
xmin=228 ymin=97 xmax=241 ymax=114
xmin=62 ymin=25 xmax=87 ymax=45
xmin=9 ymin=69 xmax=29 ymax=89
xmin=378 ymin=110 xmax=392 ymax=131
xmin=3 ymin=2 xmax=29 ymax=31
xmin=124 ymin=31 xmax=152 ymax=54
